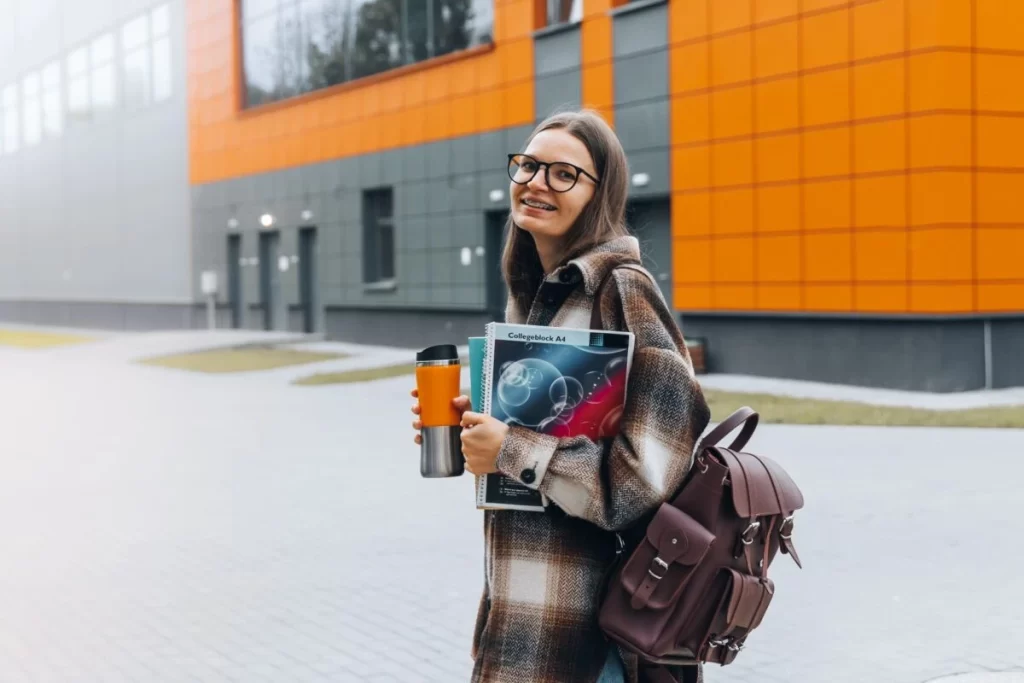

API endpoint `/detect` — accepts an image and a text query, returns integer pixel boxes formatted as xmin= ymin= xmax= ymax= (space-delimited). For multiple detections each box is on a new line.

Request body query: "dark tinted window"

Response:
xmin=362 ymin=188 xmax=395 ymax=284
xmin=241 ymin=0 xmax=494 ymax=108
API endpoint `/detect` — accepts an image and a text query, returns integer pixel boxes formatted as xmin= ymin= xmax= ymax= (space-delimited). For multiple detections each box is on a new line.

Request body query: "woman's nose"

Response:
xmin=527 ymin=168 xmax=550 ymax=192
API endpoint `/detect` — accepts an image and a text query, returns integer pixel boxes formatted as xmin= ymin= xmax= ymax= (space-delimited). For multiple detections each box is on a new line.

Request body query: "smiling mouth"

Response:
xmin=522 ymin=198 xmax=556 ymax=211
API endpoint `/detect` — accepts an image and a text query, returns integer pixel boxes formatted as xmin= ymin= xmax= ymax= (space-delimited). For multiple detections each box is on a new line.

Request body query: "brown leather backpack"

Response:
xmin=598 ymin=407 xmax=804 ymax=677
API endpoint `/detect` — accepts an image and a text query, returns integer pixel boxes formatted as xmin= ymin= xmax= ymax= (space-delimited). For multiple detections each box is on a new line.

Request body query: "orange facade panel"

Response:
xmin=187 ymin=0 xmax=541 ymax=185
xmin=670 ymin=0 xmax=1024 ymax=314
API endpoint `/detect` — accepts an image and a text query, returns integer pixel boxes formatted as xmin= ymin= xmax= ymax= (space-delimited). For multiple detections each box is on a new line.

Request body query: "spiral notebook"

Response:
xmin=471 ymin=323 xmax=635 ymax=512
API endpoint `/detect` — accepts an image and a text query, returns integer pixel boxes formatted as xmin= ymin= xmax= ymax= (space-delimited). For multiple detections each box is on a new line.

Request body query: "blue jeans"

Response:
xmin=597 ymin=646 xmax=626 ymax=683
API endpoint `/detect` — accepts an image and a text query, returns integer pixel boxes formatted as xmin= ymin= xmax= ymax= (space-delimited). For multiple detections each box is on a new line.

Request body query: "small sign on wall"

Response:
xmin=200 ymin=270 xmax=218 ymax=296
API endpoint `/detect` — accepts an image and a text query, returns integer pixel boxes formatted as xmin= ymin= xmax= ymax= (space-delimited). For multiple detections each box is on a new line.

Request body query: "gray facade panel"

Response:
xmin=426 ymin=180 xmax=454 ymax=215
xmin=615 ymin=99 xmax=670 ymax=152
xmin=322 ymin=222 xmax=344 ymax=257
xmin=300 ymin=163 xmax=327 ymax=195
xmin=614 ymin=1 xmax=669 ymax=56
xmin=425 ymin=141 xmax=452 ymax=179
xmin=380 ymin=150 xmax=403 ymax=185
xmin=0 ymin=300 xmax=233 ymax=332
xmin=453 ymin=212 xmax=481 ymax=253
xmin=478 ymin=171 xmax=511 ymax=209
xmin=614 ymin=49 xmax=669 ymax=104
xmin=428 ymin=215 xmax=453 ymax=250
xmin=535 ymin=70 xmax=583 ymax=122
xmin=992 ymin=319 xmax=1024 ymax=389
xmin=534 ymin=25 xmax=582 ymax=76
xmin=360 ymin=153 xmax=383 ymax=187
xmin=477 ymin=131 xmax=505 ymax=173
xmin=403 ymin=215 xmax=429 ymax=251
xmin=324 ymin=308 xmax=491 ymax=348
xmin=452 ymin=136 xmax=479 ymax=173
xmin=506 ymin=125 xmax=536 ymax=152
xmin=400 ymin=181 xmax=430 ymax=217
xmin=400 ymin=145 xmax=429 ymax=182
xmin=402 ymin=252 xmax=429 ymax=287
xmin=451 ymin=174 xmax=479 ymax=213
xmin=625 ymin=149 xmax=671 ymax=197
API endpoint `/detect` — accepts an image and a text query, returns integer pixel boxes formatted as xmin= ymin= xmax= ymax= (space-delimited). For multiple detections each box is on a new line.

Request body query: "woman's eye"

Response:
xmin=521 ymin=162 xmax=537 ymax=172
xmin=557 ymin=170 xmax=575 ymax=181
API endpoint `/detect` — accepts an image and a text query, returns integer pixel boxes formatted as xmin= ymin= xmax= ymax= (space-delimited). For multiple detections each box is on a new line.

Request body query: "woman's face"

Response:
xmin=509 ymin=129 xmax=599 ymax=244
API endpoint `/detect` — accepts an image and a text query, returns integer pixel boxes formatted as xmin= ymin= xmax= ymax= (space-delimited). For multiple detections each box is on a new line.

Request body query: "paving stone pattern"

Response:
xmin=1 ymin=345 xmax=1022 ymax=682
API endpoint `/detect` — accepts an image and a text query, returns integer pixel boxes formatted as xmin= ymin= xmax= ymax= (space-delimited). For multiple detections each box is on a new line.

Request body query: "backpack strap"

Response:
xmin=590 ymin=260 xmax=649 ymax=330
xmin=700 ymin=407 xmax=758 ymax=452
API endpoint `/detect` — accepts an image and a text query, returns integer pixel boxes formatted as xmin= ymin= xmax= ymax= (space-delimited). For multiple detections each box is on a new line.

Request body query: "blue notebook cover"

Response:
xmin=468 ymin=336 xmax=486 ymax=413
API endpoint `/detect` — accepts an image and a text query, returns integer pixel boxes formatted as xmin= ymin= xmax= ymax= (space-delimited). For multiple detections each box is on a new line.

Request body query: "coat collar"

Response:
xmin=543 ymin=235 xmax=642 ymax=296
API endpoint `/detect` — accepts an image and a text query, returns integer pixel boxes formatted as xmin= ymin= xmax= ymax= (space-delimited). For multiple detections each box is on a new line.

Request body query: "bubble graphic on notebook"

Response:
xmin=497 ymin=358 xmax=564 ymax=426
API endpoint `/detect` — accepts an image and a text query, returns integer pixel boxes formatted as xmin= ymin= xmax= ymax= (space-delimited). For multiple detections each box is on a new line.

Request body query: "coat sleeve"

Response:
xmin=493 ymin=268 xmax=711 ymax=531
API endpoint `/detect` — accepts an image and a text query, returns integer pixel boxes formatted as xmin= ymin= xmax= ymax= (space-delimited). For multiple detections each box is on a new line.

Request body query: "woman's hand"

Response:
xmin=410 ymin=389 xmax=471 ymax=446
xmin=459 ymin=412 xmax=510 ymax=475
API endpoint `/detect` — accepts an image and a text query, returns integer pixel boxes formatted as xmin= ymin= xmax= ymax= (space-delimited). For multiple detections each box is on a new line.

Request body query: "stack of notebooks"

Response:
xmin=468 ymin=322 xmax=635 ymax=512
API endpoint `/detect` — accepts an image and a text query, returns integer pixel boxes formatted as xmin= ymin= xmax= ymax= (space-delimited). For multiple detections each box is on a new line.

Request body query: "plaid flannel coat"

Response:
xmin=471 ymin=236 xmax=711 ymax=683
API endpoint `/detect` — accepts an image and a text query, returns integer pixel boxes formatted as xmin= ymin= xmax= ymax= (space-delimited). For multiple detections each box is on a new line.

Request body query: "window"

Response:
xmin=547 ymin=0 xmax=581 ymax=25
xmin=2 ymin=85 xmax=19 ymax=154
xmin=123 ymin=3 xmax=173 ymax=109
xmin=241 ymin=0 xmax=494 ymax=108
xmin=152 ymin=5 xmax=172 ymax=102
xmin=91 ymin=33 xmax=117 ymax=112
xmin=41 ymin=61 xmax=62 ymax=138
xmin=22 ymin=73 xmax=42 ymax=147
xmin=68 ymin=46 xmax=90 ymax=122
xmin=362 ymin=188 xmax=395 ymax=284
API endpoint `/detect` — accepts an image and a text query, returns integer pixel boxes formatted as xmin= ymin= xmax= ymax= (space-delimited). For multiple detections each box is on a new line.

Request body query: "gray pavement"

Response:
xmin=1 ymin=337 xmax=1023 ymax=682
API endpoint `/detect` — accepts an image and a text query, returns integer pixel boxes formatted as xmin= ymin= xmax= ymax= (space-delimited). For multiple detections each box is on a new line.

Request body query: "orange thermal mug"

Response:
xmin=416 ymin=344 xmax=464 ymax=478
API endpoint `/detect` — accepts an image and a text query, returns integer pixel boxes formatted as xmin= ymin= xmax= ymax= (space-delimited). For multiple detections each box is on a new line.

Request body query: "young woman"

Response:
xmin=411 ymin=109 xmax=710 ymax=683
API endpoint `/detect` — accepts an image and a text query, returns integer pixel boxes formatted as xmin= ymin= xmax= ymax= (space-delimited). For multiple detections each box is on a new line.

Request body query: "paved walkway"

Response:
xmin=1 ymin=334 xmax=1022 ymax=682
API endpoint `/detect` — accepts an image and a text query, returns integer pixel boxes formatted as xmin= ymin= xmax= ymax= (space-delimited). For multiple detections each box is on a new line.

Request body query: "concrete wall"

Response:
xmin=0 ymin=0 xmax=191 ymax=305
xmin=680 ymin=314 xmax=1024 ymax=392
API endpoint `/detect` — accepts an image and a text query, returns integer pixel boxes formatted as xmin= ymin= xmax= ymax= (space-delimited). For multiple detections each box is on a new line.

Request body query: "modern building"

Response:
xmin=1 ymin=0 xmax=1022 ymax=392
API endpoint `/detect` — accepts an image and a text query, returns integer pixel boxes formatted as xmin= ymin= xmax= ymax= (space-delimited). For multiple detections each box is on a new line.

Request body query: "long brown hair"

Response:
xmin=501 ymin=109 xmax=631 ymax=315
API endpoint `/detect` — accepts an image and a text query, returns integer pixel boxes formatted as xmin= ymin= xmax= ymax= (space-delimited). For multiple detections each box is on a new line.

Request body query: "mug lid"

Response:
xmin=417 ymin=344 xmax=459 ymax=362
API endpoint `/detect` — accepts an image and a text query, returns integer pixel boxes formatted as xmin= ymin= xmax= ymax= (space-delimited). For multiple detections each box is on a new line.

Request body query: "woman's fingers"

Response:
xmin=412 ymin=419 xmax=422 ymax=430
xmin=410 ymin=388 xmax=419 ymax=398
xmin=414 ymin=434 xmax=422 ymax=445
xmin=411 ymin=403 xmax=421 ymax=415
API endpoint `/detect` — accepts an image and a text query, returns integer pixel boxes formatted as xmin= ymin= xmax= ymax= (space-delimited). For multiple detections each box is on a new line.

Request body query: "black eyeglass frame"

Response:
xmin=506 ymin=153 xmax=601 ymax=193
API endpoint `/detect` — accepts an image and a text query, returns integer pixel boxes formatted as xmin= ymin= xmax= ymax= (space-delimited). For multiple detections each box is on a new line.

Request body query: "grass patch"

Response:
xmin=0 ymin=329 xmax=94 ymax=348
xmin=703 ymin=389 xmax=1024 ymax=429
xmin=293 ymin=362 xmax=419 ymax=385
xmin=141 ymin=346 xmax=347 ymax=374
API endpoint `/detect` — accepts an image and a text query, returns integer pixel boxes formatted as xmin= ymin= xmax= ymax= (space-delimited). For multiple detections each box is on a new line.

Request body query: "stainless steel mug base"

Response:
xmin=420 ymin=426 xmax=465 ymax=477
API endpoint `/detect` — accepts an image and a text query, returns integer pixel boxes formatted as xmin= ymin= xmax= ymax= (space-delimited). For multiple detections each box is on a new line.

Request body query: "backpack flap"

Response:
xmin=716 ymin=448 xmax=805 ymax=568
xmin=715 ymin=449 xmax=804 ymax=518
xmin=620 ymin=503 xmax=715 ymax=610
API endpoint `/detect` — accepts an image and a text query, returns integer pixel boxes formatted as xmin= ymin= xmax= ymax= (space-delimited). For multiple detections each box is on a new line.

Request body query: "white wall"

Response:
xmin=0 ymin=0 xmax=191 ymax=303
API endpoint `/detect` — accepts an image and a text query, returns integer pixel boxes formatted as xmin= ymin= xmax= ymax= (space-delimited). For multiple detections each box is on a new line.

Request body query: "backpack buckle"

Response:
xmin=648 ymin=557 xmax=669 ymax=580
xmin=779 ymin=515 xmax=795 ymax=540
xmin=740 ymin=521 xmax=761 ymax=545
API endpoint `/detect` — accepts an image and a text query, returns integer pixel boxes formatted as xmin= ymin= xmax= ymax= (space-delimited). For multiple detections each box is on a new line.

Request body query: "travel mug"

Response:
xmin=416 ymin=344 xmax=465 ymax=478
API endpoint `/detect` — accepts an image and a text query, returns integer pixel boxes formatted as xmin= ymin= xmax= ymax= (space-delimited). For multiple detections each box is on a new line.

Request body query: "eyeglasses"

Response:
xmin=507 ymin=153 xmax=601 ymax=193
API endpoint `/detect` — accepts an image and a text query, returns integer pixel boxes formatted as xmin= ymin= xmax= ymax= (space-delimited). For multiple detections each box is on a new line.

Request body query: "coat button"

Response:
xmin=558 ymin=270 xmax=573 ymax=283
xmin=521 ymin=468 xmax=536 ymax=484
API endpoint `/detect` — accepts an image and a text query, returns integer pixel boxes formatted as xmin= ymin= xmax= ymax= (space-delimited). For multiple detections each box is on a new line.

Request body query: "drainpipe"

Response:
xmin=983 ymin=319 xmax=994 ymax=390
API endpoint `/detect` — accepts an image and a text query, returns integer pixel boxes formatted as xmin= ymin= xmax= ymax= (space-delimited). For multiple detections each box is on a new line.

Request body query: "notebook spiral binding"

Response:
xmin=476 ymin=322 xmax=497 ymax=505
